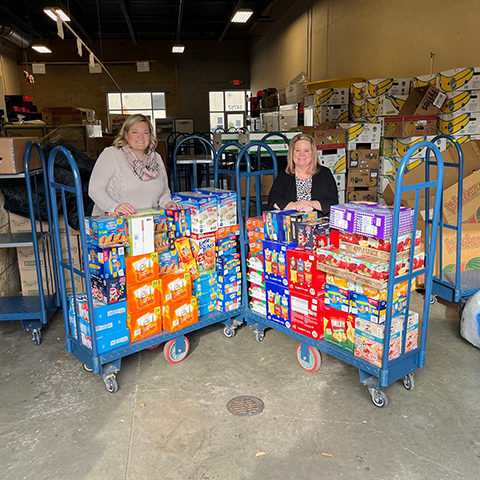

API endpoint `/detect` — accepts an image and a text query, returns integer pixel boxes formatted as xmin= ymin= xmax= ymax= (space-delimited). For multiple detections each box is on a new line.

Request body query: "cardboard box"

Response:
xmin=365 ymin=97 xmax=379 ymax=117
xmin=413 ymin=74 xmax=437 ymax=88
xmin=350 ymin=99 xmax=366 ymax=118
xmin=350 ymin=83 xmax=367 ymax=101
xmin=172 ymin=192 xmax=218 ymax=235
xmin=333 ymin=173 xmax=346 ymax=191
xmin=380 ymin=137 xmax=395 ymax=156
xmin=88 ymin=244 xmax=125 ymax=279
xmin=347 ymin=148 xmax=379 ymax=169
xmin=290 ymin=291 xmax=325 ymax=340
xmin=338 ymin=189 xmax=345 ymax=204
xmin=17 ymin=243 xmax=52 ymax=269
xmin=317 ymin=148 xmax=347 ymax=173
xmin=394 ymin=136 xmax=447 ymax=158
xmin=85 ymin=215 xmax=126 ymax=247
xmin=91 ymin=274 xmax=127 ymax=304
xmin=45 ymin=125 xmax=91 ymax=152
xmin=440 ymin=90 xmax=480 ymax=114
xmin=263 ymin=239 xmax=297 ymax=286
xmin=42 ymin=107 xmax=96 ymax=126
xmin=366 ymin=78 xmax=411 ymax=98
xmin=437 ymin=112 xmax=480 ymax=136
xmin=126 ymin=279 xmax=160 ymax=313
xmin=10 ymin=212 xmax=79 ymax=236
xmin=437 ymin=67 xmax=480 ymax=93
xmin=347 ymin=168 xmax=378 ymax=188
xmin=377 ymin=94 xmax=409 ymax=116
xmin=314 ymin=105 xmax=348 ymax=123
xmin=315 ymin=87 xmax=348 ymax=106
xmin=286 ymin=84 xmax=305 ymax=104
xmin=124 ymin=213 xmax=155 ymax=256
xmin=323 ymin=306 xmax=355 ymax=352
xmin=339 ymin=123 xmax=382 ymax=144
xmin=4 ymin=126 xmax=46 ymax=139
xmin=127 ymin=306 xmax=162 ymax=342
xmin=287 ymin=248 xmax=326 ymax=296
xmin=383 ymin=86 xmax=446 ymax=138
xmin=19 ymin=266 xmax=54 ymax=296
xmin=195 ymin=188 xmax=237 ymax=227
xmin=302 ymin=125 xmax=347 ymax=150
xmin=345 ymin=188 xmax=378 ymax=203
xmin=125 ymin=252 xmax=159 ymax=286
xmin=162 ymin=297 xmax=198 ymax=333
xmin=0 ymin=138 xmax=42 ymax=174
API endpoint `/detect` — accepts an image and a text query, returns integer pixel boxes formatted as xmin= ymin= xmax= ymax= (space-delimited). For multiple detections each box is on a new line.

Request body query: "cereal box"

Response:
xmin=126 ymin=280 xmax=160 ymax=314
xmin=158 ymin=249 xmax=179 ymax=274
xmin=88 ymin=244 xmax=125 ymax=279
xmin=290 ymin=291 xmax=325 ymax=340
xmin=157 ymin=270 xmax=192 ymax=304
xmin=124 ymin=212 xmax=155 ymax=256
xmin=127 ymin=306 xmax=162 ymax=342
xmin=263 ymin=210 xmax=297 ymax=242
xmin=190 ymin=233 xmax=216 ymax=274
xmin=125 ymin=252 xmax=159 ymax=286
xmin=287 ymin=248 xmax=326 ymax=296
xmin=263 ymin=239 xmax=297 ymax=287
xmin=172 ymin=192 xmax=218 ymax=234
xmin=85 ymin=215 xmax=126 ymax=247
xmin=166 ymin=208 xmax=191 ymax=237
xmin=323 ymin=306 xmax=355 ymax=352
xmin=354 ymin=316 xmax=403 ymax=367
xmin=195 ymin=188 xmax=237 ymax=227
xmin=162 ymin=297 xmax=198 ymax=333
xmin=266 ymin=281 xmax=291 ymax=328
xmin=91 ymin=274 xmax=127 ymax=305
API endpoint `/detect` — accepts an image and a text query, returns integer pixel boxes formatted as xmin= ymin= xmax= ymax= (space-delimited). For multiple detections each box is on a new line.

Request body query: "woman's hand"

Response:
xmin=165 ymin=201 xmax=184 ymax=210
xmin=295 ymin=200 xmax=322 ymax=212
xmin=114 ymin=203 xmax=137 ymax=215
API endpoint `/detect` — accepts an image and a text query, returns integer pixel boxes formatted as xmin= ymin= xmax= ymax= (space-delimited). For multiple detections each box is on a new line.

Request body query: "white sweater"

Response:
xmin=89 ymin=146 xmax=172 ymax=215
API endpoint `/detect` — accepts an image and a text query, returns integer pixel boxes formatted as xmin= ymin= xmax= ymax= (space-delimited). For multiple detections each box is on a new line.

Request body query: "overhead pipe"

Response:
xmin=0 ymin=24 xmax=31 ymax=48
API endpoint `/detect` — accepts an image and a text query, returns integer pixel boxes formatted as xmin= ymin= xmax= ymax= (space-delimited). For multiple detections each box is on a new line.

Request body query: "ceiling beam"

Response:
xmin=119 ymin=0 xmax=137 ymax=46
xmin=216 ymin=0 xmax=243 ymax=45
xmin=175 ymin=0 xmax=185 ymax=44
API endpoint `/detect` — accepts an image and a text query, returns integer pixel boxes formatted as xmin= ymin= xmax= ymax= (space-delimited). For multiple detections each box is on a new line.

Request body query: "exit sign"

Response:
xmin=232 ymin=79 xmax=241 ymax=85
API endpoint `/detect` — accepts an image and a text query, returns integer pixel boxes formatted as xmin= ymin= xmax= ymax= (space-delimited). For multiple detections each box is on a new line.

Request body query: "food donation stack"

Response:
xmin=68 ymin=188 xmax=240 ymax=355
xmin=246 ymin=202 xmax=424 ymax=368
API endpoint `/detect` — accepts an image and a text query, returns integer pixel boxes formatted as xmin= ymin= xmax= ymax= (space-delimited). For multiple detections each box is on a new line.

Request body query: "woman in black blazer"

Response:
xmin=268 ymin=133 xmax=339 ymax=215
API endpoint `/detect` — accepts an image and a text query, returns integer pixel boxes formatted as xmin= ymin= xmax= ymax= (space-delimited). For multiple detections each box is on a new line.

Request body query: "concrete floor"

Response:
xmin=1 ymin=292 xmax=479 ymax=480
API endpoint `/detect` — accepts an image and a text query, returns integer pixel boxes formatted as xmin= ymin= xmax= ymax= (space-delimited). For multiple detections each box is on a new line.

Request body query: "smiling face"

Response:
xmin=126 ymin=121 xmax=151 ymax=155
xmin=292 ymin=139 xmax=314 ymax=172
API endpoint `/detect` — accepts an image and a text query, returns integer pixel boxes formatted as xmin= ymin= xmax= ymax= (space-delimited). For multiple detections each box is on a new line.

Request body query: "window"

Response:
xmin=209 ymin=90 xmax=250 ymax=132
xmin=107 ymin=92 xmax=167 ymax=126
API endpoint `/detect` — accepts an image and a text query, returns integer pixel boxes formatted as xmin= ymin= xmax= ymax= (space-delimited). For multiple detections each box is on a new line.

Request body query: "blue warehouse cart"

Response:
xmin=236 ymin=140 xmax=445 ymax=407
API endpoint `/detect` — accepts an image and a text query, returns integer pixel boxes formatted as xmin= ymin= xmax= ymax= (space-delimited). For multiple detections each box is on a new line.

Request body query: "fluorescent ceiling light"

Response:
xmin=232 ymin=9 xmax=253 ymax=23
xmin=172 ymin=44 xmax=185 ymax=53
xmin=44 ymin=8 xmax=71 ymax=22
xmin=32 ymin=45 xmax=52 ymax=53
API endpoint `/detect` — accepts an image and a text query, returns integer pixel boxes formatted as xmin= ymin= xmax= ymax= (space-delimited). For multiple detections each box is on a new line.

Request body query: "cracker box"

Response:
xmin=91 ymin=274 xmax=127 ymax=305
xmin=354 ymin=316 xmax=403 ymax=367
xmin=290 ymin=291 xmax=325 ymax=340
xmin=350 ymin=291 xmax=406 ymax=324
xmin=323 ymin=307 xmax=355 ymax=353
xmin=127 ymin=306 xmax=162 ymax=342
xmin=296 ymin=217 xmax=330 ymax=250
xmin=124 ymin=213 xmax=155 ymax=256
xmin=88 ymin=244 xmax=125 ymax=279
xmin=85 ymin=215 xmax=126 ymax=247
xmin=190 ymin=233 xmax=216 ymax=274
xmin=172 ymin=192 xmax=218 ymax=234
xmin=325 ymin=282 xmax=351 ymax=313
xmin=263 ymin=210 xmax=297 ymax=242
xmin=195 ymin=188 xmax=237 ymax=227
xmin=166 ymin=208 xmax=191 ymax=237
xmin=125 ymin=252 xmax=159 ymax=286
xmin=158 ymin=270 xmax=192 ymax=304
xmin=266 ymin=281 xmax=291 ymax=328
xmin=162 ymin=297 xmax=199 ymax=333
xmin=158 ymin=249 xmax=179 ymax=274
xmin=287 ymin=248 xmax=326 ymax=296
xmin=126 ymin=280 xmax=160 ymax=314
xmin=263 ymin=239 xmax=297 ymax=287
xmin=217 ymin=253 xmax=241 ymax=276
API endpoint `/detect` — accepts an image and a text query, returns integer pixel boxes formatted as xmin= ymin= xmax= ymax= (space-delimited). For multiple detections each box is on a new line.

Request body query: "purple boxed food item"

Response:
xmin=329 ymin=204 xmax=357 ymax=233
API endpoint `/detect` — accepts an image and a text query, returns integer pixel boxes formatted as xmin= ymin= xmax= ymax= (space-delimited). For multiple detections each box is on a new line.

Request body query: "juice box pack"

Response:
xmin=88 ymin=244 xmax=125 ymax=279
xmin=85 ymin=215 xmax=126 ymax=247
xmin=195 ymin=188 xmax=237 ymax=227
xmin=172 ymin=192 xmax=218 ymax=234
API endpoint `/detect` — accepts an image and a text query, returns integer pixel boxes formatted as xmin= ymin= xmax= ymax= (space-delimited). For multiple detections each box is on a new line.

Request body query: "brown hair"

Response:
xmin=286 ymin=133 xmax=320 ymax=176
xmin=113 ymin=114 xmax=158 ymax=153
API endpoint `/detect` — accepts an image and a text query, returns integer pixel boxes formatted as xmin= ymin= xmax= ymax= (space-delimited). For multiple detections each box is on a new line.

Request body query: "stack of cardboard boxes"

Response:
xmin=314 ymin=87 xmax=349 ymax=125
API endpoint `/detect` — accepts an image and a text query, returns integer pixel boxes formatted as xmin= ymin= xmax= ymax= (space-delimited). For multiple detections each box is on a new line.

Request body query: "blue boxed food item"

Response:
xmin=217 ymin=253 xmax=241 ymax=276
xmin=263 ymin=239 xmax=297 ymax=287
xmin=263 ymin=210 xmax=297 ymax=242
xmin=91 ymin=274 xmax=127 ymax=304
xmin=216 ymin=234 xmax=238 ymax=257
xmin=85 ymin=215 xmax=126 ymax=247
xmin=166 ymin=208 xmax=191 ymax=237
xmin=158 ymin=249 xmax=179 ymax=274
xmin=297 ymin=218 xmax=330 ymax=250
xmin=265 ymin=281 xmax=291 ymax=328
xmin=88 ymin=244 xmax=126 ymax=279
xmin=324 ymin=283 xmax=351 ymax=313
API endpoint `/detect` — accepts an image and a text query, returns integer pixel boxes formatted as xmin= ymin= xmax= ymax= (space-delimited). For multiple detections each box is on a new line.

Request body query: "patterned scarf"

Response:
xmin=122 ymin=145 xmax=159 ymax=181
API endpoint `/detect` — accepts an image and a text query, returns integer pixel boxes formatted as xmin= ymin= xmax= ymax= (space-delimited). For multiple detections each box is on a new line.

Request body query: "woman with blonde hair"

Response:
xmin=89 ymin=114 xmax=181 ymax=216
xmin=268 ymin=133 xmax=338 ymax=214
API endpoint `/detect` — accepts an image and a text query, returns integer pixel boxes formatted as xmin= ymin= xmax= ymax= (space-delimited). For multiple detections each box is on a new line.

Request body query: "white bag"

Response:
xmin=460 ymin=291 xmax=480 ymax=349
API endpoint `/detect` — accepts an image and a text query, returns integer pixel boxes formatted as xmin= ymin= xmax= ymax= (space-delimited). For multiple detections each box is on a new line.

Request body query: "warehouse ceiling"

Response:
xmin=0 ymin=0 xmax=275 ymax=47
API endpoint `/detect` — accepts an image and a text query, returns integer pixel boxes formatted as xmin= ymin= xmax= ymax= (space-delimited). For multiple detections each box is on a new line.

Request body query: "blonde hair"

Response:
xmin=113 ymin=114 xmax=158 ymax=153
xmin=286 ymin=133 xmax=320 ymax=176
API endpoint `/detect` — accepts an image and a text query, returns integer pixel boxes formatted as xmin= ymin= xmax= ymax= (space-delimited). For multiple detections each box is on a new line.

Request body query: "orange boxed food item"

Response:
xmin=162 ymin=297 xmax=198 ymax=333
xmin=125 ymin=252 xmax=159 ymax=286
xmin=127 ymin=306 xmax=162 ymax=342
xmin=127 ymin=280 xmax=160 ymax=315
xmin=158 ymin=270 xmax=192 ymax=304
xmin=216 ymin=224 xmax=240 ymax=240
xmin=175 ymin=237 xmax=194 ymax=264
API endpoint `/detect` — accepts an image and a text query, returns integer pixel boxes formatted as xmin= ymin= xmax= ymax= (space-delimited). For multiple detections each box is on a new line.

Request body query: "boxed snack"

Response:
xmin=250 ymin=298 xmax=267 ymax=316
xmin=91 ymin=274 xmax=127 ymax=304
xmin=85 ymin=215 xmax=126 ymax=247
xmin=125 ymin=252 xmax=159 ymax=286
xmin=172 ymin=192 xmax=218 ymax=234
xmin=199 ymin=301 xmax=217 ymax=316
xmin=404 ymin=311 xmax=419 ymax=352
xmin=355 ymin=279 xmax=410 ymax=301
xmin=266 ymin=282 xmax=291 ymax=328
xmin=216 ymin=224 xmax=240 ymax=240
xmin=287 ymin=248 xmax=326 ymax=296
xmin=126 ymin=280 xmax=160 ymax=314
xmin=290 ymin=291 xmax=325 ymax=340
xmin=263 ymin=239 xmax=297 ymax=287
xmin=325 ymin=283 xmax=351 ymax=312
xmin=284 ymin=212 xmax=318 ymax=243
xmin=326 ymin=273 xmax=356 ymax=291
xmin=157 ymin=270 xmax=192 ymax=304
xmin=162 ymin=297 xmax=199 ymax=333
xmin=158 ymin=249 xmax=179 ymax=274
xmin=124 ymin=212 xmax=155 ymax=256
xmin=155 ymin=230 xmax=176 ymax=254
xmin=190 ymin=234 xmax=216 ymax=274
xmin=195 ymin=188 xmax=237 ymax=227
xmin=263 ymin=210 xmax=297 ymax=242
xmin=193 ymin=271 xmax=217 ymax=293
xmin=297 ymin=218 xmax=330 ymax=250
xmin=216 ymin=234 xmax=238 ymax=257
xmin=323 ymin=307 xmax=355 ymax=353
xmin=175 ymin=237 xmax=194 ymax=264
xmin=88 ymin=244 xmax=125 ymax=279
xmin=350 ymin=291 xmax=406 ymax=324
xmin=166 ymin=208 xmax=191 ymax=237
xmin=127 ymin=306 xmax=162 ymax=342
xmin=217 ymin=253 xmax=241 ymax=276
xmin=246 ymin=216 xmax=264 ymax=232
xmin=354 ymin=316 xmax=403 ymax=367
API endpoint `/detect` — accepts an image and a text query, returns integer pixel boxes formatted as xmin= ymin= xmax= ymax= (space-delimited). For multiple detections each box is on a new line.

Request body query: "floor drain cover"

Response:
xmin=227 ymin=396 xmax=264 ymax=416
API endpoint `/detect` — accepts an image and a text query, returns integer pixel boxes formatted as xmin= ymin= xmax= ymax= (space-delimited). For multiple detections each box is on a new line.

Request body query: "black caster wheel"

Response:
xmin=403 ymin=373 xmax=415 ymax=391
xmin=104 ymin=376 xmax=118 ymax=393
xmin=32 ymin=330 xmax=41 ymax=345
